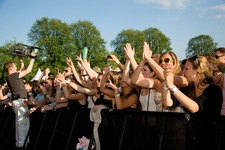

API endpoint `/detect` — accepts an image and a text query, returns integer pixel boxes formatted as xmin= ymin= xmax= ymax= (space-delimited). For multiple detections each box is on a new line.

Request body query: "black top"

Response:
xmin=171 ymin=84 xmax=222 ymax=123
xmin=6 ymin=72 xmax=27 ymax=100
xmin=170 ymin=84 xmax=223 ymax=150
xmin=68 ymin=98 xmax=88 ymax=108
xmin=94 ymin=93 xmax=112 ymax=109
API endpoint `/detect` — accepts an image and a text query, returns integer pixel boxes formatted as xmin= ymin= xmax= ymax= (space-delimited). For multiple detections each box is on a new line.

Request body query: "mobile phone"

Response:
xmin=107 ymin=55 xmax=112 ymax=59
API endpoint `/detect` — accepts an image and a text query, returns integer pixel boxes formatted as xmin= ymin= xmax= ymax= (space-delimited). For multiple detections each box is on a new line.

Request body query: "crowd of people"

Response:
xmin=0 ymin=42 xmax=225 ymax=150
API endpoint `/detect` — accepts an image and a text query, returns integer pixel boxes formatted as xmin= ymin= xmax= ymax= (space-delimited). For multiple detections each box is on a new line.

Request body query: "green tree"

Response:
xmin=143 ymin=27 xmax=171 ymax=54
xmin=0 ymin=43 xmax=14 ymax=83
xmin=28 ymin=17 xmax=75 ymax=73
xmin=185 ymin=34 xmax=217 ymax=58
xmin=110 ymin=28 xmax=171 ymax=64
xmin=70 ymin=20 xmax=108 ymax=68
xmin=110 ymin=29 xmax=145 ymax=64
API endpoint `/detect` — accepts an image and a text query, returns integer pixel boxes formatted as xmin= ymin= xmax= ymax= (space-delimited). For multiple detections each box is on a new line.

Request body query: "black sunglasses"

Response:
xmin=159 ymin=58 xmax=173 ymax=64
xmin=215 ymin=55 xmax=224 ymax=59
xmin=64 ymin=69 xmax=69 ymax=72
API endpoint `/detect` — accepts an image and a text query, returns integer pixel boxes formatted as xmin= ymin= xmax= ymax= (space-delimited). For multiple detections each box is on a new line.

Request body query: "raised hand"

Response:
xmin=66 ymin=57 xmax=74 ymax=68
xmin=142 ymin=41 xmax=152 ymax=61
xmin=163 ymin=65 xmax=174 ymax=87
xmin=76 ymin=54 xmax=84 ymax=65
xmin=124 ymin=43 xmax=135 ymax=60
xmin=102 ymin=65 xmax=110 ymax=75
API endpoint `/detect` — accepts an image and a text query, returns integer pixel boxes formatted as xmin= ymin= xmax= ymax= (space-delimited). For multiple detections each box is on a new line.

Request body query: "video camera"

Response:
xmin=11 ymin=43 xmax=40 ymax=57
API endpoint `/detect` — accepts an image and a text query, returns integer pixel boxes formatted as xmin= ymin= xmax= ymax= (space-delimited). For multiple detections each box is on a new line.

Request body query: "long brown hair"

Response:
xmin=187 ymin=55 xmax=213 ymax=99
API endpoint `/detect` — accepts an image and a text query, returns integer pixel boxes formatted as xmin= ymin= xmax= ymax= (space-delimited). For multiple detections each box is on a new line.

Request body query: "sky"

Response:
xmin=0 ymin=0 xmax=225 ymax=60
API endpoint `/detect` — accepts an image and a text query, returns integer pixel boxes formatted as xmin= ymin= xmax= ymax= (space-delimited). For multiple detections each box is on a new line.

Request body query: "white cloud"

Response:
xmin=210 ymin=4 xmax=225 ymax=12
xmin=215 ymin=14 xmax=225 ymax=19
xmin=209 ymin=4 xmax=225 ymax=20
xmin=134 ymin=0 xmax=190 ymax=9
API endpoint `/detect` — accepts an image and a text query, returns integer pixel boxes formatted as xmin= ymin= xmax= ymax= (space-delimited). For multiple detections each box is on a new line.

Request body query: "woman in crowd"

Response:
xmin=57 ymin=55 xmax=113 ymax=111
xmin=142 ymin=41 xmax=187 ymax=112
xmin=100 ymin=43 xmax=139 ymax=110
xmin=58 ymin=75 xmax=87 ymax=109
xmin=123 ymin=42 xmax=162 ymax=111
xmin=162 ymin=55 xmax=222 ymax=150
xmin=143 ymin=42 xmax=188 ymax=88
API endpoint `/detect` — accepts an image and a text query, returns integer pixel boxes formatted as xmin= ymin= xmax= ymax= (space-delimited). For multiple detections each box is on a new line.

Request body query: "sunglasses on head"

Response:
xmin=215 ymin=55 xmax=224 ymax=59
xmin=159 ymin=58 xmax=174 ymax=64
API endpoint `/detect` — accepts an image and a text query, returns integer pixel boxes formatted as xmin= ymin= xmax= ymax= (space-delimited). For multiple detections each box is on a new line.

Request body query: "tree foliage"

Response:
xmin=111 ymin=28 xmax=171 ymax=64
xmin=111 ymin=29 xmax=145 ymax=64
xmin=28 ymin=17 xmax=75 ymax=73
xmin=0 ymin=17 xmax=221 ymax=83
xmin=185 ymin=34 xmax=217 ymax=58
xmin=143 ymin=28 xmax=172 ymax=54
xmin=27 ymin=18 xmax=108 ymax=74
xmin=70 ymin=20 xmax=108 ymax=68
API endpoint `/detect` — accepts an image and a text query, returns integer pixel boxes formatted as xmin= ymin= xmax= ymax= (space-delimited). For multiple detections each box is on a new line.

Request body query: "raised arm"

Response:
xmin=100 ymin=66 xmax=115 ymax=98
xmin=76 ymin=55 xmax=98 ymax=84
xmin=57 ymin=77 xmax=96 ymax=96
xmin=18 ymin=57 xmax=24 ymax=71
xmin=124 ymin=43 xmax=138 ymax=71
xmin=143 ymin=42 xmax=164 ymax=81
xmin=107 ymin=54 xmax=124 ymax=71
xmin=162 ymin=67 xmax=199 ymax=113
xmin=19 ymin=52 xmax=36 ymax=78
xmin=66 ymin=57 xmax=92 ymax=88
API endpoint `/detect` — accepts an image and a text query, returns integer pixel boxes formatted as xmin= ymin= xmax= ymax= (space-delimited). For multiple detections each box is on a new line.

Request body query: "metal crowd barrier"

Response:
xmin=0 ymin=106 xmax=224 ymax=150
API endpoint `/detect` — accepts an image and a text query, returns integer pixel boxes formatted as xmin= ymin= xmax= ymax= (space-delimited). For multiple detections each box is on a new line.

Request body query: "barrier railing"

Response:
xmin=0 ymin=106 xmax=224 ymax=150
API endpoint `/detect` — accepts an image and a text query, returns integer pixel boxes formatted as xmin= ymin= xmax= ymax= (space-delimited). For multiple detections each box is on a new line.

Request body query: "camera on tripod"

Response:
xmin=11 ymin=43 xmax=40 ymax=57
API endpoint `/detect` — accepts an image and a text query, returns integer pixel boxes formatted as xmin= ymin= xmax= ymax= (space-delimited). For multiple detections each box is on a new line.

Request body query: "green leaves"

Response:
xmin=185 ymin=35 xmax=217 ymax=58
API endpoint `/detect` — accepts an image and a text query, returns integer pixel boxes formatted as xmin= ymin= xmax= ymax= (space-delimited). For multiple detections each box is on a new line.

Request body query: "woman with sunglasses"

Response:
xmin=162 ymin=55 xmax=222 ymax=150
xmin=142 ymin=42 xmax=188 ymax=88
xmin=142 ymin=42 xmax=187 ymax=112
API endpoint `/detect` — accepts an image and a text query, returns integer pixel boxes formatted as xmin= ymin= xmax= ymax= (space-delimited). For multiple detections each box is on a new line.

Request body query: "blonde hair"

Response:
xmin=160 ymin=51 xmax=182 ymax=75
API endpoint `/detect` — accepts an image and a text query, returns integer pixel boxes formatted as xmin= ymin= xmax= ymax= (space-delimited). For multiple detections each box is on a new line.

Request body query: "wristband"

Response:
xmin=169 ymin=86 xmax=178 ymax=94
xmin=30 ymin=108 xmax=35 ymax=113
xmin=114 ymin=93 xmax=120 ymax=97
xmin=66 ymin=80 xmax=71 ymax=85
xmin=115 ymin=60 xmax=120 ymax=64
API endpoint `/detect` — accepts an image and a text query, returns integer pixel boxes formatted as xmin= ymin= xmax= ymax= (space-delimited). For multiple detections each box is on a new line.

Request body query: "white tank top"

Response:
xmin=87 ymin=95 xmax=97 ymax=108
xmin=139 ymin=89 xmax=162 ymax=111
